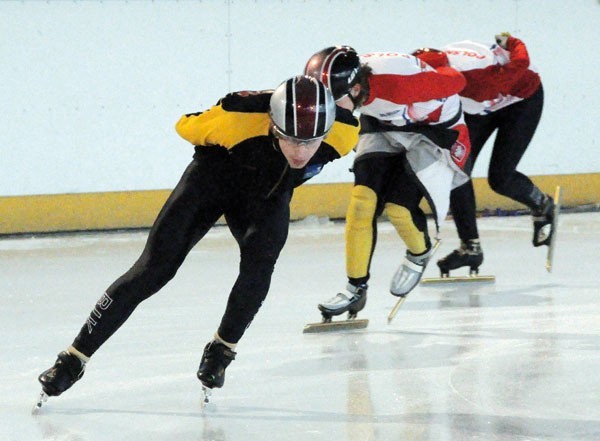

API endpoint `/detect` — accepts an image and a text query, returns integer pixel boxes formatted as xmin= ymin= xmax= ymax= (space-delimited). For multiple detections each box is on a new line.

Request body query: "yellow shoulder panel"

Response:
xmin=175 ymin=105 xmax=271 ymax=149
xmin=324 ymin=120 xmax=360 ymax=157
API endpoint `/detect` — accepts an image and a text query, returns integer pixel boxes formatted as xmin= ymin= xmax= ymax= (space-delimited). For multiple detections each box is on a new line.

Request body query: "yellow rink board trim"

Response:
xmin=1 ymin=173 xmax=599 ymax=235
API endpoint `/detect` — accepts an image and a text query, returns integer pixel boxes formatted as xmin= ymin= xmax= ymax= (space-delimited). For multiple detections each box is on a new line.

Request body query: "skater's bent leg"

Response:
xmin=216 ymin=197 xmax=290 ymax=344
xmin=448 ymin=112 xmax=496 ymax=243
xmin=71 ymin=253 xmax=185 ymax=357
xmin=449 ymin=180 xmax=479 ymax=242
xmin=72 ymin=159 xmax=222 ymax=357
xmin=346 ymin=156 xmax=395 ymax=286
xmin=488 ymin=165 xmax=547 ymax=212
xmin=487 ymin=87 xmax=544 ymax=211
xmin=345 ymin=185 xmax=378 ymax=285
xmin=317 ymin=185 xmax=375 ymax=318
xmin=215 ymin=254 xmax=279 ymax=344
xmin=385 ymin=169 xmax=431 ymax=255
xmin=196 ymin=220 xmax=284 ymax=390
xmin=385 ymin=173 xmax=434 ymax=296
xmin=385 ymin=202 xmax=428 ymax=255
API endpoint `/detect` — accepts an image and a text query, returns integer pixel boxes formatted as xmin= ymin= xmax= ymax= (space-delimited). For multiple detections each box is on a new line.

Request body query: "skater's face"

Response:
xmin=277 ymin=135 xmax=322 ymax=169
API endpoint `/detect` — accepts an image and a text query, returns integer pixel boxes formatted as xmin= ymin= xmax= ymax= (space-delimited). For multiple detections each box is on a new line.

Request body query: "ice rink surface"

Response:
xmin=1 ymin=212 xmax=599 ymax=441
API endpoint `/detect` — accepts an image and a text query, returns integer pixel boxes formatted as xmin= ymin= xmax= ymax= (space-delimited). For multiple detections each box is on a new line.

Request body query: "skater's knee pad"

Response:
xmin=385 ymin=202 xmax=427 ymax=254
xmin=346 ymin=185 xmax=377 ymax=279
xmin=346 ymin=185 xmax=377 ymax=225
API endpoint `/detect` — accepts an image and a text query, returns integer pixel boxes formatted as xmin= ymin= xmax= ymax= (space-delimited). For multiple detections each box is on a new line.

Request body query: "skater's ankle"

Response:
xmin=67 ymin=346 xmax=90 ymax=363
xmin=213 ymin=333 xmax=237 ymax=350
xmin=461 ymin=239 xmax=482 ymax=254
xmin=532 ymin=194 xmax=554 ymax=218
xmin=407 ymin=245 xmax=429 ymax=258
xmin=347 ymin=278 xmax=368 ymax=290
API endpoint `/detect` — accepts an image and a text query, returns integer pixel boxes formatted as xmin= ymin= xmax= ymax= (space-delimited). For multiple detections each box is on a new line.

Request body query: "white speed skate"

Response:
xmin=390 ymin=245 xmax=436 ymax=296
xmin=388 ymin=241 xmax=440 ymax=324
xmin=303 ymin=283 xmax=369 ymax=333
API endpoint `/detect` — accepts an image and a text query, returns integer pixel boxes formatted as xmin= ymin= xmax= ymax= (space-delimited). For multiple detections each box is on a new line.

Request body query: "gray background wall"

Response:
xmin=1 ymin=0 xmax=598 ymax=197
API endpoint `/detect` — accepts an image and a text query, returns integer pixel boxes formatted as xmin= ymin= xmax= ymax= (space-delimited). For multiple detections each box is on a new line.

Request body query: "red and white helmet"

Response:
xmin=270 ymin=75 xmax=336 ymax=141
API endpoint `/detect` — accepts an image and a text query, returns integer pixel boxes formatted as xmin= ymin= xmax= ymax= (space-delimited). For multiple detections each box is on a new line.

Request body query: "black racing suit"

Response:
xmin=72 ymin=91 xmax=358 ymax=356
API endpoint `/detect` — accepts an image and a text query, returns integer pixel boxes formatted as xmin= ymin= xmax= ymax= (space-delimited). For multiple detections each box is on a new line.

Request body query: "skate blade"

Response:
xmin=200 ymin=386 xmax=213 ymax=411
xmin=303 ymin=318 xmax=368 ymax=333
xmin=421 ymin=275 xmax=495 ymax=284
xmin=31 ymin=391 xmax=48 ymax=415
xmin=387 ymin=296 xmax=407 ymax=324
xmin=545 ymin=186 xmax=562 ymax=273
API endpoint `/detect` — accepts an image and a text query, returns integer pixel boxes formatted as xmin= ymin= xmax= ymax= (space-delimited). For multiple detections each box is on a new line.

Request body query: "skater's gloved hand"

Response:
xmin=494 ymin=32 xmax=511 ymax=49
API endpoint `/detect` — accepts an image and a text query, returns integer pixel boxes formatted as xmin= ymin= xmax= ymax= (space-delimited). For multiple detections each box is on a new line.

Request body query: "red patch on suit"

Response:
xmin=450 ymin=123 xmax=471 ymax=169
xmin=424 ymin=106 xmax=442 ymax=123
xmin=451 ymin=142 xmax=468 ymax=168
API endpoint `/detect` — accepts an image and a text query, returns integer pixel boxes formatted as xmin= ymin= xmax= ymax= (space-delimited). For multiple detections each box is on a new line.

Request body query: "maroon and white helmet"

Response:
xmin=269 ymin=75 xmax=335 ymax=141
xmin=304 ymin=46 xmax=361 ymax=100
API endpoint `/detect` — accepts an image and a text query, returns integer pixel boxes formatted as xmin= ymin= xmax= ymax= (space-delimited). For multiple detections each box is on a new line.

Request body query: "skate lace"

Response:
xmin=51 ymin=355 xmax=85 ymax=381
xmin=205 ymin=343 xmax=236 ymax=363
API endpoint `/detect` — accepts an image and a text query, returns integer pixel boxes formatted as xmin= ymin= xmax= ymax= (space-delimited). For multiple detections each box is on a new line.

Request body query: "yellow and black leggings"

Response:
xmin=346 ymin=153 xmax=431 ymax=286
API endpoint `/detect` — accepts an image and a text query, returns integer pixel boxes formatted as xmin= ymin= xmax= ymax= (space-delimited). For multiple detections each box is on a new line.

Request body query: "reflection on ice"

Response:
xmin=1 ymin=213 xmax=599 ymax=441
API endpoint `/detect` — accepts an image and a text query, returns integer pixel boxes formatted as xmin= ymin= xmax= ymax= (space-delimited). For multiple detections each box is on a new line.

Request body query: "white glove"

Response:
xmin=494 ymin=32 xmax=511 ymax=49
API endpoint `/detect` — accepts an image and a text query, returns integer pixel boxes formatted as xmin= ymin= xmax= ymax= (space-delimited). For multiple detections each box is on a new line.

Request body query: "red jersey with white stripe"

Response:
xmin=359 ymin=52 xmax=470 ymax=169
xmin=359 ymin=52 xmax=466 ymax=126
xmin=442 ymin=38 xmax=541 ymax=115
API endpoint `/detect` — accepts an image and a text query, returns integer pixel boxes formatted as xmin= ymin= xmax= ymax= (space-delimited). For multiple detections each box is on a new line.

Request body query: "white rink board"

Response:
xmin=1 ymin=0 xmax=599 ymax=197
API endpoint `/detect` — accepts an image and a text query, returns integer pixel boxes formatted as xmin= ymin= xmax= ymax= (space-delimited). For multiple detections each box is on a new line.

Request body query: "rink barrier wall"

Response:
xmin=1 ymin=173 xmax=599 ymax=235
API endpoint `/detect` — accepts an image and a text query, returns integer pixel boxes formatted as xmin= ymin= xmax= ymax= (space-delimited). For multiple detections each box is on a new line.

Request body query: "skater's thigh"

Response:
xmin=141 ymin=158 xmax=226 ymax=267
xmin=383 ymin=161 xmax=424 ymax=211
xmin=464 ymin=113 xmax=497 ymax=172
xmin=353 ymin=154 xmax=402 ymax=195
xmin=225 ymin=190 xmax=292 ymax=264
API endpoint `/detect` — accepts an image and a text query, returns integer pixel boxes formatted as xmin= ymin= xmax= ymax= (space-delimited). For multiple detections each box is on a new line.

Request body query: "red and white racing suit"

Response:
xmin=437 ymin=38 xmax=545 ymax=243
xmin=344 ymin=52 xmax=471 ymax=286
xmin=356 ymin=51 xmax=471 ymax=228
xmin=442 ymin=39 xmax=541 ymax=115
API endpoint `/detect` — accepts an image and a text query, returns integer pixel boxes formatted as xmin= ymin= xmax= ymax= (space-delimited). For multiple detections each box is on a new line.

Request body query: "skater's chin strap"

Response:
xmin=214 ymin=332 xmax=237 ymax=350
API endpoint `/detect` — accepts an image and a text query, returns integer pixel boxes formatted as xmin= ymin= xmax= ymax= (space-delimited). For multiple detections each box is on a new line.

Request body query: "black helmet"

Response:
xmin=304 ymin=46 xmax=360 ymax=100
xmin=269 ymin=75 xmax=335 ymax=141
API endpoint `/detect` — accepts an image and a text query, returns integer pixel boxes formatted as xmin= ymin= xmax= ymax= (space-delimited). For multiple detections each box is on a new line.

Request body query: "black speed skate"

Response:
xmin=437 ymin=239 xmax=483 ymax=277
xmin=197 ymin=341 xmax=236 ymax=390
xmin=38 ymin=351 xmax=86 ymax=397
xmin=532 ymin=195 xmax=555 ymax=247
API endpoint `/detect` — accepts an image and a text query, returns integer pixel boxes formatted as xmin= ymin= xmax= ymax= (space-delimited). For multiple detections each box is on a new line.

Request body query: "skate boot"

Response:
xmin=390 ymin=246 xmax=435 ymax=297
xmin=437 ymin=239 xmax=484 ymax=277
xmin=38 ymin=351 xmax=86 ymax=397
xmin=318 ymin=283 xmax=367 ymax=320
xmin=197 ymin=341 xmax=236 ymax=389
xmin=532 ymin=195 xmax=555 ymax=247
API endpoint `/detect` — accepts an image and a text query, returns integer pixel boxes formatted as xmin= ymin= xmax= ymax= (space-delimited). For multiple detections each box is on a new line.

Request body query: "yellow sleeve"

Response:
xmin=175 ymin=104 xmax=271 ymax=149
xmin=323 ymin=119 xmax=360 ymax=157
